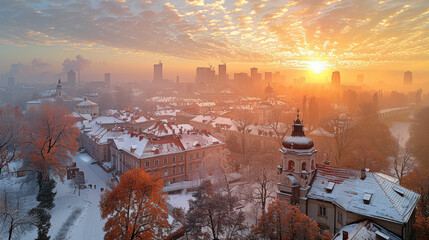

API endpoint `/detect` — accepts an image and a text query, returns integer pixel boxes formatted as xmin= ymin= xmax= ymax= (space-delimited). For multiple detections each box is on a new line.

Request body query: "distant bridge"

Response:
xmin=377 ymin=106 xmax=412 ymax=122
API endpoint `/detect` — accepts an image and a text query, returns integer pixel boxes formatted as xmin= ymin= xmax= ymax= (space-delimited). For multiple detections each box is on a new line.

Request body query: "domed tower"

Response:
xmin=277 ymin=110 xmax=317 ymax=213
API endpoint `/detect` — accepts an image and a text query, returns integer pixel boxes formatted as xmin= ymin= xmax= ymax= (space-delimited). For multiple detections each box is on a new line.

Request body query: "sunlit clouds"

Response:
xmin=0 ymin=0 xmax=428 ymax=70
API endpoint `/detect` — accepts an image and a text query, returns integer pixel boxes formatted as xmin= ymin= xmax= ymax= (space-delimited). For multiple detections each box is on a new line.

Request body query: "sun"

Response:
xmin=308 ymin=61 xmax=327 ymax=74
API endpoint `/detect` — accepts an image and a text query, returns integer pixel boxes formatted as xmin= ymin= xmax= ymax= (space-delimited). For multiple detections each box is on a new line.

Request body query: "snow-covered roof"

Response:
xmin=196 ymin=102 xmax=216 ymax=107
xmin=93 ymin=116 xmax=125 ymax=125
xmin=76 ymin=99 xmax=97 ymax=107
xmin=309 ymin=127 xmax=334 ymax=137
xmin=71 ymin=111 xmax=92 ymax=121
xmin=333 ymin=220 xmax=401 ymax=240
xmin=308 ymin=164 xmax=420 ymax=224
xmin=190 ymin=115 xmax=215 ymax=124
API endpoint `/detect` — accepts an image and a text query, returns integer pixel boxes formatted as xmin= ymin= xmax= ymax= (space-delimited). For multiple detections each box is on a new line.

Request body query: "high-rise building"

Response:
xmin=403 ymin=71 xmax=412 ymax=85
xmin=104 ymin=73 xmax=111 ymax=87
xmin=234 ymin=72 xmax=250 ymax=86
xmin=67 ymin=70 xmax=77 ymax=85
xmin=218 ymin=64 xmax=227 ymax=84
xmin=265 ymin=72 xmax=272 ymax=82
xmin=331 ymin=71 xmax=341 ymax=88
xmin=357 ymin=74 xmax=364 ymax=83
xmin=154 ymin=61 xmax=163 ymax=82
xmin=196 ymin=67 xmax=215 ymax=87
xmin=7 ymin=77 xmax=15 ymax=89
xmin=250 ymin=67 xmax=258 ymax=83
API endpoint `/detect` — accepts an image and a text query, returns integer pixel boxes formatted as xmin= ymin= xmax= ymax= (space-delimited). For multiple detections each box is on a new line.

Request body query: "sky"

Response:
xmin=0 ymin=0 xmax=428 ymax=85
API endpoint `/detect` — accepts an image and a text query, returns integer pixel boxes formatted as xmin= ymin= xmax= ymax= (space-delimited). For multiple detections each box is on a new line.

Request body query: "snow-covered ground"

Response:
xmin=167 ymin=191 xmax=194 ymax=212
xmin=0 ymin=153 xmax=112 ymax=240
xmin=389 ymin=121 xmax=410 ymax=148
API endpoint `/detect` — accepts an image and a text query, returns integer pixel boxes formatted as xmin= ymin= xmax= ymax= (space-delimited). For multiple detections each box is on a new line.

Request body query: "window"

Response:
xmin=196 ymin=163 xmax=200 ymax=170
xmin=181 ymin=166 xmax=184 ymax=173
xmin=172 ymin=157 xmax=176 ymax=163
xmin=338 ymin=212 xmax=343 ymax=224
xmin=164 ymin=158 xmax=168 ymax=164
xmin=189 ymin=154 xmax=193 ymax=160
xmin=319 ymin=206 xmax=326 ymax=217
xmin=189 ymin=164 xmax=193 ymax=171
xmin=145 ymin=161 xmax=150 ymax=167
xmin=302 ymin=162 xmax=307 ymax=171
xmin=180 ymin=156 xmax=184 ymax=161
xmin=164 ymin=169 xmax=168 ymax=176
xmin=288 ymin=160 xmax=295 ymax=171
xmin=155 ymin=159 xmax=159 ymax=166
xmin=172 ymin=167 xmax=176 ymax=175
xmin=196 ymin=152 xmax=200 ymax=159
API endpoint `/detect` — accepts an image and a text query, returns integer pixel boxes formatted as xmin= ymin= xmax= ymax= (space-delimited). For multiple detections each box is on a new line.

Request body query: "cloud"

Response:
xmin=61 ymin=55 xmax=91 ymax=73
xmin=0 ymin=58 xmax=51 ymax=82
xmin=0 ymin=0 xmax=428 ymax=69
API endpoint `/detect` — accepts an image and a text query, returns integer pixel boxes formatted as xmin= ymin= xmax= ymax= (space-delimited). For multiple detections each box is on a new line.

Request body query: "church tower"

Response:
xmin=277 ymin=110 xmax=317 ymax=214
xmin=56 ymin=78 xmax=63 ymax=97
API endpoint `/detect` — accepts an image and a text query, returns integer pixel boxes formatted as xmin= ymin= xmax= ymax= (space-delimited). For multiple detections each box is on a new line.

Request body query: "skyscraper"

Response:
xmin=331 ymin=71 xmax=341 ymax=88
xmin=250 ymin=67 xmax=258 ymax=83
xmin=403 ymin=71 xmax=412 ymax=85
xmin=265 ymin=72 xmax=272 ymax=82
xmin=154 ymin=61 xmax=163 ymax=82
xmin=67 ymin=70 xmax=77 ymax=85
xmin=196 ymin=67 xmax=215 ymax=87
xmin=218 ymin=63 xmax=227 ymax=84
xmin=105 ymin=73 xmax=111 ymax=87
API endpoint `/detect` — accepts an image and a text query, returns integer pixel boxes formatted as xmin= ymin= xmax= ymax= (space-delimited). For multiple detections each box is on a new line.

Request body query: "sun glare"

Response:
xmin=308 ymin=61 xmax=326 ymax=74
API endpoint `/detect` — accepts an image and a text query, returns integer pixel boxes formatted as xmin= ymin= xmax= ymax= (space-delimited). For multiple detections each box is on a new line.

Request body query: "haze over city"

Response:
xmin=1 ymin=1 xmax=429 ymax=240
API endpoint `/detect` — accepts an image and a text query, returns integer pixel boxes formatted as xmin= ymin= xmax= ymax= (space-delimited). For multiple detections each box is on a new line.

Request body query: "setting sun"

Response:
xmin=308 ymin=61 xmax=327 ymax=74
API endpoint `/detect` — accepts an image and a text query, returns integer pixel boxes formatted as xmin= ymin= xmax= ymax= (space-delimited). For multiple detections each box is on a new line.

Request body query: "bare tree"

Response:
xmin=0 ymin=194 xmax=34 ymax=240
xmin=393 ymin=150 xmax=414 ymax=185
xmin=0 ymin=105 xmax=29 ymax=174
xmin=326 ymin=116 xmax=354 ymax=167
xmin=267 ymin=110 xmax=290 ymax=147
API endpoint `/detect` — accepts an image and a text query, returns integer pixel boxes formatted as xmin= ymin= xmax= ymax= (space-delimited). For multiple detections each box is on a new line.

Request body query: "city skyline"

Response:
xmin=1 ymin=0 xmax=429 ymax=85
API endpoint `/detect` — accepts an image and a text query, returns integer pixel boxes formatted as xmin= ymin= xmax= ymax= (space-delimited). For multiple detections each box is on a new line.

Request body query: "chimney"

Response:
xmin=361 ymin=166 xmax=366 ymax=180
xmin=343 ymin=231 xmax=349 ymax=240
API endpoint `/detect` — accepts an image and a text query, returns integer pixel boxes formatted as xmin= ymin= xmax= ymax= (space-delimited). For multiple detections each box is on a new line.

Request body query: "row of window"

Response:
xmin=145 ymin=155 xmax=185 ymax=168
xmin=287 ymin=160 xmax=315 ymax=172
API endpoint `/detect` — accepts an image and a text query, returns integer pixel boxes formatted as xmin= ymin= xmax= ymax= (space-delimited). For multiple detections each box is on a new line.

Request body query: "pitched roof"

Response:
xmin=333 ymin=220 xmax=401 ymax=240
xmin=308 ymin=164 xmax=420 ymax=224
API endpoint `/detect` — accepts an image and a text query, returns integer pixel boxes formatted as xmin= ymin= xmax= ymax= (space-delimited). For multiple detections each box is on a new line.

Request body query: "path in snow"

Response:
xmin=67 ymin=153 xmax=111 ymax=240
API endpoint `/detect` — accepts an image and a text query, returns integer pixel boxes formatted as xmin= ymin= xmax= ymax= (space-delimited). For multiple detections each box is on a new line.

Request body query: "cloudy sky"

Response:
xmin=1 ymin=0 xmax=428 ymax=84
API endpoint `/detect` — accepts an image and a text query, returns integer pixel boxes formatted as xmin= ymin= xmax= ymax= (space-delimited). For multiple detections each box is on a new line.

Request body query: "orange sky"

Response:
xmin=1 ymin=0 xmax=428 ymax=87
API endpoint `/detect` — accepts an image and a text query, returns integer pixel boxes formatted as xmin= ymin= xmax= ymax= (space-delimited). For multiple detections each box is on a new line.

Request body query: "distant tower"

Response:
xmin=104 ymin=73 xmax=111 ymax=87
xmin=357 ymin=74 xmax=364 ymax=83
xmin=331 ymin=71 xmax=341 ymax=88
xmin=218 ymin=63 xmax=227 ymax=85
xmin=67 ymin=70 xmax=77 ymax=85
xmin=176 ymin=75 xmax=179 ymax=84
xmin=56 ymin=78 xmax=63 ymax=97
xmin=404 ymin=71 xmax=412 ymax=86
xmin=154 ymin=61 xmax=163 ymax=82
xmin=7 ymin=77 xmax=15 ymax=89
xmin=250 ymin=67 xmax=258 ymax=83
xmin=265 ymin=72 xmax=272 ymax=82
xmin=277 ymin=110 xmax=317 ymax=213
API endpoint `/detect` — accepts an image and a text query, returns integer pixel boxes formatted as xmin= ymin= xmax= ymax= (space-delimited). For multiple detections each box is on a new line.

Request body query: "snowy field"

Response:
xmin=0 ymin=153 xmax=196 ymax=240
xmin=0 ymin=153 xmax=111 ymax=240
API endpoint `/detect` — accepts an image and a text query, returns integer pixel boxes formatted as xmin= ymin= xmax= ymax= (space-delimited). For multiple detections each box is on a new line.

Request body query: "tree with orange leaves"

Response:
xmin=26 ymin=103 xmax=79 ymax=179
xmin=100 ymin=168 xmax=170 ymax=240
xmin=251 ymin=199 xmax=332 ymax=240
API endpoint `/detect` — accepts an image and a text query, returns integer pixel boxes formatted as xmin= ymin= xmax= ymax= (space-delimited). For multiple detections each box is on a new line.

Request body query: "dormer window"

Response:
xmin=363 ymin=193 xmax=373 ymax=204
xmin=325 ymin=182 xmax=335 ymax=193
xmin=393 ymin=187 xmax=405 ymax=197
